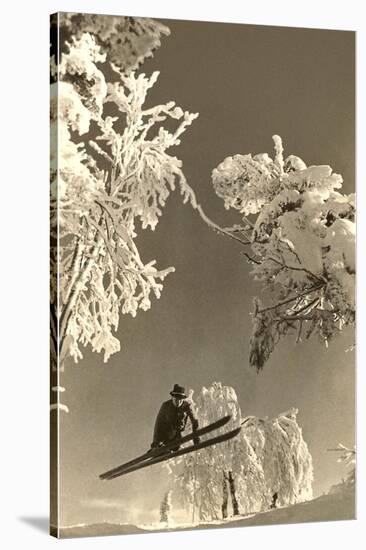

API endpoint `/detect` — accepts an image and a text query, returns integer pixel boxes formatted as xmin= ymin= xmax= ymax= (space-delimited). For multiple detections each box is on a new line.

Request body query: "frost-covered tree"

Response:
xmin=328 ymin=443 xmax=356 ymax=486
xmin=167 ymin=382 xmax=313 ymax=521
xmin=205 ymin=136 xmax=355 ymax=371
xmin=242 ymin=408 xmax=313 ymax=507
xmin=50 ymin=17 xmax=198 ymax=411
xmin=170 ymin=383 xmax=243 ymax=521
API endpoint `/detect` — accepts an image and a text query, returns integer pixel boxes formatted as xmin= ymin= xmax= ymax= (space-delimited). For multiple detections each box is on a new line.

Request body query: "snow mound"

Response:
xmin=56 ymin=483 xmax=354 ymax=538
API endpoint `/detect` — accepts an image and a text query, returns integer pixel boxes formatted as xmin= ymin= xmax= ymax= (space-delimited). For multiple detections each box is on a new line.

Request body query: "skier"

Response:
xmin=151 ymin=384 xmax=200 ymax=451
xmin=100 ymin=410 xmax=240 ymax=480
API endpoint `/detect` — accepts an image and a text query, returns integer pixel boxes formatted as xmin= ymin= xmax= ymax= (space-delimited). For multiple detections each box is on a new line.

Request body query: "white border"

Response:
xmin=1 ymin=1 xmax=364 ymax=549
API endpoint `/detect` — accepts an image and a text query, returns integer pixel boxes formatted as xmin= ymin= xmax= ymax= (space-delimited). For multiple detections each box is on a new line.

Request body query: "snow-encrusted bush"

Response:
xmin=328 ymin=443 xmax=356 ymax=490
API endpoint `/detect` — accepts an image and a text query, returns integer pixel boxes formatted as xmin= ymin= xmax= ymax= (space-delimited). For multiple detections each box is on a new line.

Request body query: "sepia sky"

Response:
xmin=60 ymin=17 xmax=355 ymax=526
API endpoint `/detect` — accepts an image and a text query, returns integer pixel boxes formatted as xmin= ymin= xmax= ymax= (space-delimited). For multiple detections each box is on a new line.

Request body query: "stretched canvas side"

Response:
xmin=50 ymin=12 xmax=60 ymax=538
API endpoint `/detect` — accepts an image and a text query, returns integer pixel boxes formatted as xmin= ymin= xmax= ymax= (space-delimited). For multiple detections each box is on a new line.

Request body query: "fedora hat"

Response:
xmin=170 ymin=384 xmax=186 ymax=398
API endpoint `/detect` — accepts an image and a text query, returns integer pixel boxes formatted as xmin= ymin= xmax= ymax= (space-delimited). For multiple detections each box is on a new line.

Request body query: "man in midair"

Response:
xmin=151 ymin=384 xmax=200 ymax=451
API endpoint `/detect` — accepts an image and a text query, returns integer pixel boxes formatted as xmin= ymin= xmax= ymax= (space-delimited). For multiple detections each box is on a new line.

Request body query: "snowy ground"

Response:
xmin=58 ymin=483 xmax=355 ymax=538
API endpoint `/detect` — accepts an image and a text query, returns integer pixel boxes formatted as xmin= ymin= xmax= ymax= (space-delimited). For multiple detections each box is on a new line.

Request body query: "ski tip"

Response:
xmin=215 ymin=414 xmax=232 ymax=427
xmin=99 ymin=472 xmax=112 ymax=480
xmin=99 ymin=474 xmax=112 ymax=481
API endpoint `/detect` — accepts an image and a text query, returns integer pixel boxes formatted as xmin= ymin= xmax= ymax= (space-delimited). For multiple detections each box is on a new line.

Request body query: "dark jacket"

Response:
xmin=152 ymin=399 xmax=199 ymax=447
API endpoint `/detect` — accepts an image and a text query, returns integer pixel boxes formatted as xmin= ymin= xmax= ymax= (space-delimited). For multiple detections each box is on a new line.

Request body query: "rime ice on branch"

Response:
xmin=57 ymin=13 xmax=171 ymax=73
xmin=50 ymin=19 xmax=198 ymax=393
xmin=210 ymin=136 xmax=355 ymax=370
xmin=166 ymin=382 xmax=313 ymax=522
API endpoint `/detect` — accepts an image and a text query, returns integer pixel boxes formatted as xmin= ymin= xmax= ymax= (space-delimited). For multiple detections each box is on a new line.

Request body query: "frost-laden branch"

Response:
xmin=197 ymin=135 xmax=355 ymax=371
xmin=50 ymin=31 xmax=199 ymax=372
xmin=54 ymin=13 xmax=170 ymax=75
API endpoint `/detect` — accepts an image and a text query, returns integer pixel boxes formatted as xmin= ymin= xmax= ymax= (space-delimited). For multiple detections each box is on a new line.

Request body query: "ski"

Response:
xmin=102 ymin=425 xmax=241 ymax=480
xmin=99 ymin=414 xmax=232 ymax=480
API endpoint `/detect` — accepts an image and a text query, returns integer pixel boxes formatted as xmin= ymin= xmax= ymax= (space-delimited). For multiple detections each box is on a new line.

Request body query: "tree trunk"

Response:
xmin=160 ymin=490 xmax=172 ymax=523
xmin=228 ymin=471 xmax=240 ymax=516
xmin=222 ymin=471 xmax=240 ymax=519
xmin=222 ymin=472 xmax=228 ymax=519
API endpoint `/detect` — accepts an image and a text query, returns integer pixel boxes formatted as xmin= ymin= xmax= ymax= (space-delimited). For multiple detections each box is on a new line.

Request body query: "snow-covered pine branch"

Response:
xmin=208 ymin=136 xmax=355 ymax=370
xmin=50 ymin=22 xmax=199 ymax=391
